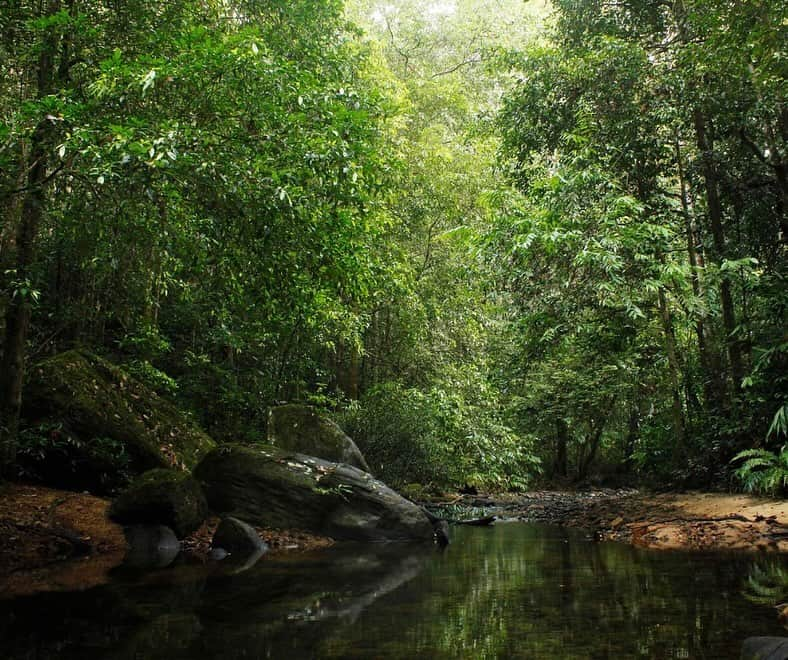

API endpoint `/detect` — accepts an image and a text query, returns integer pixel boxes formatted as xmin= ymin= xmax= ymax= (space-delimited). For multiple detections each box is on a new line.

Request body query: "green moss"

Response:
xmin=194 ymin=443 xmax=433 ymax=541
xmin=24 ymin=350 xmax=215 ymax=473
xmin=267 ymin=404 xmax=370 ymax=472
xmin=109 ymin=468 xmax=208 ymax=537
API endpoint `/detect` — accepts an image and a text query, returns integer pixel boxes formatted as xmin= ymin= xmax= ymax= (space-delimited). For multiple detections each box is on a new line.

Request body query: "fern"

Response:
xmin=732 ymin=445 xmax=788 ymax=496
xmin=768 ymin=404 xmax=788 ymax=441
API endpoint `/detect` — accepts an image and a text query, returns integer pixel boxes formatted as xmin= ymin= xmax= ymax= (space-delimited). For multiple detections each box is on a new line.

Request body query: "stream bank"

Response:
xmin=428 ymin=489 xmax=788 ymax=552
xmin=0 ymin=482 xmax=333 ymax=598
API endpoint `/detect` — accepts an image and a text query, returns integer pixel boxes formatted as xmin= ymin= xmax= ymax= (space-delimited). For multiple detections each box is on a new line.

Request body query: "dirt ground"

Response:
xmin=0 ymin=483 xmax=127 ymax=597
xmin=443 ymin=489 xmax=788 ymax=552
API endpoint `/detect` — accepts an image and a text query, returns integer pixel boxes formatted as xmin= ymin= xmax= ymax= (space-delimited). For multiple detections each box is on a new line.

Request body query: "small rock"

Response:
xmin=208 ymin=547 xmax=229 ymax=561
xmin=611 ymin=516 xmax=625 ymax=529
xmin=433 ymin=520 xmax=450 ymax=546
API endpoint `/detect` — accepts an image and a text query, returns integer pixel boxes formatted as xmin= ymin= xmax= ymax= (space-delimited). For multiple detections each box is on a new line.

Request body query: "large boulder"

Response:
xmin=194 ymin=444 xmax=433 ymax=542
xmin=267 ymin=404 xmax=371 ymax=473
xmin=23 ymin=350 xmax=215 ymax=475
xmin=109 ymin=469 xmax=208 ymax=537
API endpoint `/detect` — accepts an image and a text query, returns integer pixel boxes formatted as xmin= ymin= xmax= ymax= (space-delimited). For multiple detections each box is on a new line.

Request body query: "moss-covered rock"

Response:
xmin=194 ymin=444 xmax=433 ymax=542
xmin=23 ymin=350 xmax=215 ymax=474
xmin=110 ymin=469 xmax=208 ymax=538
xmin=267 ymin=404 xmax=371 ymax=473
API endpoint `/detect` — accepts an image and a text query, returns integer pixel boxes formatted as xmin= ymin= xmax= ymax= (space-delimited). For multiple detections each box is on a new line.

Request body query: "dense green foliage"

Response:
xmin=1 ymin=0 xmax=784 ymax=491
xmin=490 ymin=0 xmax=787 ymax=486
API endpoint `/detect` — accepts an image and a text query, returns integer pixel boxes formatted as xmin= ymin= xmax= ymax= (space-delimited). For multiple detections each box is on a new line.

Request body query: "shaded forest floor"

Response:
xmin=430 ymin=489 xmax=788 ymax=552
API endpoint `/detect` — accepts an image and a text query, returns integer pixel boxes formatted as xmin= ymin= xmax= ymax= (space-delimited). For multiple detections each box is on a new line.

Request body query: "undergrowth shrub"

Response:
xmin=732 ymin=446 xmax=788 ymax=497
xmin=337 ymin=381 xmax=539 ymax=491
xmin=16 ymin=422 xmax=133 ymax=494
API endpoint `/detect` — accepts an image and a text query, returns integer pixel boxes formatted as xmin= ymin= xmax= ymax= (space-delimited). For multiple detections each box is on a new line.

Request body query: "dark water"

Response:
xmin=1 ymin=523 xmax=787 ymax=659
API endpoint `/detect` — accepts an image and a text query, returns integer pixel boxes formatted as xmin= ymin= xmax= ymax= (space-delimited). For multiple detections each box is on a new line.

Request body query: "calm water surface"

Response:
xmin=1 ymin=523 xmax=786 ymax=659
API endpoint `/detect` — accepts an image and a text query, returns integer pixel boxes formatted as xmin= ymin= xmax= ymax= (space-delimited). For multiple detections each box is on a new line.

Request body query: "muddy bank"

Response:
xmin=0 ymin=483 xmax=333 ymax=599
xmin=0 ymin=483 xmax=126 ymax=597
xmin=429 ymin=489 xmax=788 ymax=552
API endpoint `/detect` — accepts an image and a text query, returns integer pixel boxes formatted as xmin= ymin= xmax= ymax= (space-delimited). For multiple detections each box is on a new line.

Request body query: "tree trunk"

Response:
xmin=622 ymin=406 xmax=639 ymax=469
xmin=675 ymin=136 xmax=727 ymax=410
xmin=575 ymin=403 xmax=612 ymax=482
xmin=693 ymin=109 xmax=744 ymax=393
xmin=0 ymin=0 xmax=61 ymax=478
xmin=657 ymin=284 xmax=685 ymax=454
xmin=0 ymin=125 xmax=49 ymax=477
xmin=553 ymin=418 xmax=569 ymax=479
xmin=576 ymin=420 xmax=604 ymax=483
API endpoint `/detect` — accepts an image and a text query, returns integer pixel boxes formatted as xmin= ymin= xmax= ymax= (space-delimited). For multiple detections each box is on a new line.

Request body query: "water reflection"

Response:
xmin=0 ymin=524 xmax=786 ymax=659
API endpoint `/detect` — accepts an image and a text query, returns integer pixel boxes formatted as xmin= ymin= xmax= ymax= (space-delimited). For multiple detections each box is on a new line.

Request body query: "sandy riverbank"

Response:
xmin=435 ymin=489 xmax=788 ymax=552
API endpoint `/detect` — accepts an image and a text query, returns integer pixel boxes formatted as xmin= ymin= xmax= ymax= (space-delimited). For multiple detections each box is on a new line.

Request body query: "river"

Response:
xmin=1 ymin=523 xmax=786 ymax=658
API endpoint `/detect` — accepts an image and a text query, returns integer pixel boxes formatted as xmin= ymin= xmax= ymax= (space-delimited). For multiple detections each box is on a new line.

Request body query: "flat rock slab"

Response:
xmin=195 ymin=444 xmax=433 ymax=542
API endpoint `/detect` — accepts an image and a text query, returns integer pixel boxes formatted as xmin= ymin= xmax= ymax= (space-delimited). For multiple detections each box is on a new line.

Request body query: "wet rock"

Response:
xmin=110 ymin=469 xmax=208 ymax=538
xmin=208 ymin=547 xmax=229 ymax=561
xmin=123 ymin=524 xmax=180 ymax=569
xmin=433 ymin=519 xmax=450 ymax=546
xmin=740 ymin=636 xmax=788 ymax=660
xmin=267 ymin=404 xmax=371 ymax=473
xmin=212 ymin=517 xmax=268 ymax=556
xmin=194 ymin=444 xmax=434 ymax=542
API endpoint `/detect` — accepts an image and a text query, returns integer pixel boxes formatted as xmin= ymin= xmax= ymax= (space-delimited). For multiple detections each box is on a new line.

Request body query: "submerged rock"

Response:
xmin=212 ymin=516 xmax=268 ymax=557
xmin=23 ymin=350 xmax=215 ymax=477
xmin=110 ymin=469 xmax=208 ymax=538
xmin=194 ymin=444 xmax=433 ymax=542
xmin=123 ymin=524 xmax=180 ymax=569
xmin=267 ymin=404 xmax=371 ymax=473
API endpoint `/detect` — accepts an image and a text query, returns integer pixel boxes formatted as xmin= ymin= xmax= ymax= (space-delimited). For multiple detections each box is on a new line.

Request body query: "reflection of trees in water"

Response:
xmin=1 ymin=527 xmax=787 ymax=659
xmin=321 ymin=526 xmax=788 ymax=659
